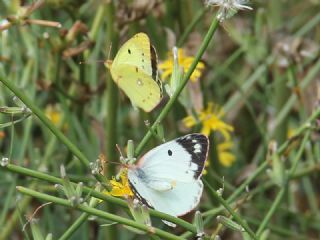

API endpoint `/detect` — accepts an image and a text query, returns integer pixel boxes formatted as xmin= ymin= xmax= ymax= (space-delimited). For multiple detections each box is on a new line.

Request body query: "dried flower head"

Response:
xmin=0 ymin=131 xmax=5 ymax=139
xmin=206 ymin=0 xmax=252 ymax=21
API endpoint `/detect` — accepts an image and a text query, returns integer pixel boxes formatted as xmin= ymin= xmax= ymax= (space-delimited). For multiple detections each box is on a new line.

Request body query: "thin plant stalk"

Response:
xmin=0 ymin=76 xmax=90 ymax=167
xmin=104 ymin=2 xmax=119 ymax=238
xmin=0 ymin=163 xmax=197 ymax=233
xmin=17 ymin=186 xmax=184 ymax=240
xmin=255 ymin=130 xmax=312 ymax=237
xmin=203 ymin=179 xmax=257 ymax=240
xmin=135 ymin=17 xmax=220 ymax=156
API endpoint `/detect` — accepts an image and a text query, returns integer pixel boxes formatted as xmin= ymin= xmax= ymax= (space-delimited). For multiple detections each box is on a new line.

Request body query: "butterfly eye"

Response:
xmin=168 ymin=150 xmax=172 ymax=156
xmin=128 ymin=49 xmax=131 ymax=54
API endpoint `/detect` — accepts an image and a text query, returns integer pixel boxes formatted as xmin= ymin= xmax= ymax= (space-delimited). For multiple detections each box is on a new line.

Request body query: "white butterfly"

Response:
xmin=128 ymin=133 xmax=209 ymax=217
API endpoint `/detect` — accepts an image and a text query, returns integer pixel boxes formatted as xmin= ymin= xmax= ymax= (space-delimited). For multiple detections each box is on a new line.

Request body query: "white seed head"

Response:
xmin=206 ymin=0 xmax=253 ymax=21
xmin=1 ymin=157 xmax=9 ymax=167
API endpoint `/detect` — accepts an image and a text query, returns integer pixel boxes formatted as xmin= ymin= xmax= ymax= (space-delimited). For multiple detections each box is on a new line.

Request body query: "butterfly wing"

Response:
xmin=112 ymin=33 xmax=157 ymax=79
xmin=109 ymin=33 xmax=162 ymax=112
xmin=110 ymin=64 xmax=162 ymax=112
xmin=135 ymin=134 xmax=209 ymax=182
xmin=128 ymin=170 xmax=203 ymax=216
xmin=127 ymin=134 xmax=209 ymax=216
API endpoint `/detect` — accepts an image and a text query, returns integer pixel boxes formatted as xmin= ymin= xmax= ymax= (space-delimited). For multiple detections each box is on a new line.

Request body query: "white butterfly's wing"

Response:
xmin=136 ymin=134 xmax=209 ymax=182
xmin=127 ymin=134 xmax=209 ymax=217
xmin=128 ymin=169 xmax=203 ymax=216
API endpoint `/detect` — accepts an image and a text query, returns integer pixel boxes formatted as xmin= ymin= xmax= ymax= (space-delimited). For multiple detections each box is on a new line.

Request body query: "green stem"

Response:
xmin=202 ymin=106 xmax=320 ymax=217
xmin=274 ymin=59 xmax=320 ymax=129
xmin=203 ymin=179 xmax=257 ymax=240
xmin=105 ymin=1 xmax=119 ymax=177
xmin=58 ymin=198 xmax=100 ymax=240
xmin=255 ymin=130 xmax=311 ymax=237
xmin=223 ymin=55 xmax=274 ymax=113
xmin=295 ymin=12 xmax=320 ymax=37
xmin=246 ymin=217 xmax=309 ymax=240
xmin=0 ymin=76 xmax=90 ymax=167
xmin=274 ymin=67 xmax=290 ymax=144
xmin=177 ymin=8 xmax=207 ymax=47
xmin=0 ymin=163 xmax=197 ymax=233
xmin=16 ymin=186 xmax=183 ymax=240
xmin=0 ymin=183 xmax=36 ymax=240
xmin=135 ymin=17 xmax=219 ymax=156
xmin=89 ymin=4 xmax=107 ymax=40
xmin=104 ymin=2 xmax=119 ymax=238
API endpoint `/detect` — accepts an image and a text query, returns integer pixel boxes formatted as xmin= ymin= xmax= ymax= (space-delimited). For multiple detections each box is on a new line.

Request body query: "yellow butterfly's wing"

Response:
xmin=111 ymin=64 xmax=162 ymax=112
xmin=108 ymin=33 xmax=162 ymax=112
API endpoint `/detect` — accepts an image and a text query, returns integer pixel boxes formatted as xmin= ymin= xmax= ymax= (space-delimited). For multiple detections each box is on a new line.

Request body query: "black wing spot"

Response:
xmin=135 ymin=67 xmax=138 ymax=72
xmin=168 ymin=150 xmax=172 ymax=156
xmin=128 ymin=49 xmax=131 ymax=54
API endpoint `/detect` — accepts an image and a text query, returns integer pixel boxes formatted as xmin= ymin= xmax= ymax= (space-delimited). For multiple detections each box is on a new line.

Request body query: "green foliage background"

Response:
xmin=0 ymin=0 xmax=320 ymax=239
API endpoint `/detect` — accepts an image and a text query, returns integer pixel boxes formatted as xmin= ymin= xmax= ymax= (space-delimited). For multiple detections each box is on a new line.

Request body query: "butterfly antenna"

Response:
xmin=79 ymin=60 xmax=105 ymax=65
xmin=105 ymin=159 xmax=123 ymax=166
xmin=116 ymin=144 xmax=125 ymax=160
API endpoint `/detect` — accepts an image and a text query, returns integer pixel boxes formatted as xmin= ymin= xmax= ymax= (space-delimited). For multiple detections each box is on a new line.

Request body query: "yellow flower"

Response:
xmin=45 ymin=104 xmax=68 ymax=130
xmin=287 ymin=127 xmax=297 ymax=139
xmin=202 ymin=140 xmax=236 ymax=171
xmin=159 ymin=48 xmax=205 ymax=82
xmin=217 ymin=140 xmax=236 ymax=167
xmin=0 ymin=131 xmax=5 ymax=139
xmin=108 ymin=169 xmax=133 ymax=197
xmin=45 ymin=105 xmax=62 ymax=126
xmin=183 ymin=102 xmax=234 ymax=140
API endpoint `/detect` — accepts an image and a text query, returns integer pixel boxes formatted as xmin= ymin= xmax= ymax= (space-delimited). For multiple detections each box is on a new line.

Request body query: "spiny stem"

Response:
xmin=16 ymin=186 xmax=184 ymax=240
xmin=256 ymin=130 xmax=312 ymax=237
xmin=1 ymin=163 xmax=196 ymax=233
xmin=203 ymin=179 xmax=257 ymax=240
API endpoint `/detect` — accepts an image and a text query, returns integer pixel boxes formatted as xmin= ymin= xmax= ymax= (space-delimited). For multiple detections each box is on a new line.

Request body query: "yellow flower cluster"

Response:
xmin=108 ymin=169 xmax=133 ymax=197
xmin=183 ymin=102 xmax=234 ymax=140
xmin=159 ymin=48 xmax=205 ymax=82
xmin=183 ymin=102 xmax=236 ymax=167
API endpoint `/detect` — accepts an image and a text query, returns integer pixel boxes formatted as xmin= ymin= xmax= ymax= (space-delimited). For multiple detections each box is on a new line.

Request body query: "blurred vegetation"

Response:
xmin=0 ymin=0 xmax=320 ymax=239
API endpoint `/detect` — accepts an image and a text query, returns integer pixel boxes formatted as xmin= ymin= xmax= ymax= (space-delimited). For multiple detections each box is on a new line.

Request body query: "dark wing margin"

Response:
xmin=128 ymin=180 xmax=153 ymax=208
xmin=150 ymin=44 xmax=163 ymax=98
xmin=176 ymin=134 xmax=209 ymax=179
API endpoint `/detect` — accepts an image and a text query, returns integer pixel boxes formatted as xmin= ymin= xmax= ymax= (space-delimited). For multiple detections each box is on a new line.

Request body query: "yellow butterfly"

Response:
xmin=105 ymin=33 xmax=163 ymax=112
